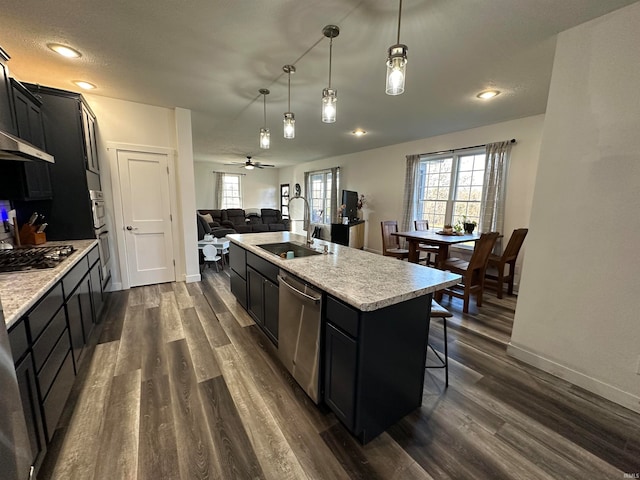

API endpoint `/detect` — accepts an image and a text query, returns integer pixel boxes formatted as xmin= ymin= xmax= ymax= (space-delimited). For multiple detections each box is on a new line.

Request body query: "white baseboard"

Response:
xmin=507 ymin=342 xmax=640 ymax=414
xmin=185 ymin=273 xmax=201 ymax=283
xmin=107 ymin=281 xmax=123 ymax=292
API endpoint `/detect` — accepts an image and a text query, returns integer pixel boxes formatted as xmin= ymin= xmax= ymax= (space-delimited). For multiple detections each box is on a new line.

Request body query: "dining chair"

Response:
xmin=414 ymin=219 xmax=439 ymax=266
xmin=380 ymin=220 xmax=409 ymax=259
xmin=484 ymin=228 xmax=528 ymax=298
xmin=436 ymin=232 xmax=499 ymax=313
xmin=202 ymin=244 xmax=222 ymax=271
xmin=426 ymin=299 xmax=453 ymax=387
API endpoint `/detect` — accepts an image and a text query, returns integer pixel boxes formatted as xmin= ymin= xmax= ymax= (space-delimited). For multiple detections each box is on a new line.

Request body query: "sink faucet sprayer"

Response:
xmin=288 ymin=183 xmax=313 ymax=248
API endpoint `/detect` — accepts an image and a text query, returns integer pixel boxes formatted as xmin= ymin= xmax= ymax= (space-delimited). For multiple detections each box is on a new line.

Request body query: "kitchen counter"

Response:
xmin=0 ymin=240 xmax=97 ymax=328
xmin=227 ymin=232 xmax=461 ymax=311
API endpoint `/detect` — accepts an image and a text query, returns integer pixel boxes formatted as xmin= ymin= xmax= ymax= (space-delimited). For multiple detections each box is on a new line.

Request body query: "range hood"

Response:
xmin=0 ymin=129 xmax=54 ymax=163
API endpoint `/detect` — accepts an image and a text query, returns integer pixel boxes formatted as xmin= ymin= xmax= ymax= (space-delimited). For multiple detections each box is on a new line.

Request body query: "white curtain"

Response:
xmin=480 ymin=141 xmax=512 ymax=253
xmin=330 ymin=167 xmax=340 ymax=223
xmin=214 ymin=172 xmax=224 ymax=209
xmin=401 ymin=154 xmax=421 ymax=233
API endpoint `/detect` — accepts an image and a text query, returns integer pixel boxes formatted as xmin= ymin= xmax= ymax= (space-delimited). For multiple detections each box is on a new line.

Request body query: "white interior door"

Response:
xmin=117 ymin=150 xmax=175 ymax=287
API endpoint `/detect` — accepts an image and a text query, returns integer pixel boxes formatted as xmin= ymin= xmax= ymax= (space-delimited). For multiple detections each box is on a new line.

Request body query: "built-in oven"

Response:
xmin=90 ymin=190 xmax=111 ymax=287
xmin=89 ymin=189 xmax=106 ymax=229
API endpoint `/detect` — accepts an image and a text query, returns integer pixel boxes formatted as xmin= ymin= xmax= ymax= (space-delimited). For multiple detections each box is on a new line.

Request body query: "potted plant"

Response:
xmin=462 ymin=216 xmax=477 ymax=234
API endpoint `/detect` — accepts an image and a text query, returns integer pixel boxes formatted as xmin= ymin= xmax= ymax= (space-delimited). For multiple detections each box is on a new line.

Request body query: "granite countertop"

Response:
xmin=0 ymin=240 xmax=98 ymax=328
xmin=228 ymin=232 xmax=461 ymax=312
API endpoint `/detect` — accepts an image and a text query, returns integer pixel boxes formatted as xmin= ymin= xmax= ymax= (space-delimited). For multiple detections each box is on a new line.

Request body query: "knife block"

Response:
xmin=19 ymin=224 xmax=46 ymax=245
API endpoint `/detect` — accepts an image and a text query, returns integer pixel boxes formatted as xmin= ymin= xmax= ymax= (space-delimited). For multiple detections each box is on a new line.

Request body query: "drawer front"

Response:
xmin=62 ymin=256 xmax=89 ymax=299
xmin=326 ymin=296 xmax=359 ymax=338
xmin=9 ymin=319 xmax=29 ymax=364
xmin=37 ymin=329 xmax=71 ymax=398
xmin=87 ymin=244 xmax=100 ymax=267
xmin=42 ymin=352 xmax=75 ymax=441
xmin=247 ymin=252 xmax=279 ymax=284
xmin=32 ymin=307 xmax=67 ymax=371
xmin=29 ymin=282 xmax=64 ymax=341
xmin=229 ymin=243 xmax=246 ymax=279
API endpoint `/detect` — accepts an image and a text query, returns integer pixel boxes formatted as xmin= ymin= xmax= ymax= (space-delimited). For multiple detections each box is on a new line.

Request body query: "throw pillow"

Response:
xmin=200 ymin=213 xmax=214 ymax=224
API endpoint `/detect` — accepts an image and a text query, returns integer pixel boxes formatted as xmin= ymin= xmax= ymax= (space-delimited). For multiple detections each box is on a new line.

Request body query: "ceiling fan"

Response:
xmin=226 ymin=156 xmax=274 ymax=170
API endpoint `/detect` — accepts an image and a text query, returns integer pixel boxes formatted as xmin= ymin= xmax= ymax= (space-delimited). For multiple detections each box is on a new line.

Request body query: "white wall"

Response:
xmin=84 ymin=95 xmax=198 ymax=288
xmin=193 ymin=162 xmax=279 ymax=210
xmin=279 ymin=114 xmax=544 ymax=284
xmin=509 ymin=3 xmax=640 ymax=413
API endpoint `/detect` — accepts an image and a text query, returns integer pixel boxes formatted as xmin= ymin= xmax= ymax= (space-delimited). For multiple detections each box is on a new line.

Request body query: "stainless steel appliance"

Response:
xmin=0 ymin=129 xmax=53 ymax=163
xmin=0 ymin=245 xmax=75 ymax=273
xmin=89 ymin=190 xmax=111 ymax=286
xmin=277 ymin=270 xmax=323 ymax=403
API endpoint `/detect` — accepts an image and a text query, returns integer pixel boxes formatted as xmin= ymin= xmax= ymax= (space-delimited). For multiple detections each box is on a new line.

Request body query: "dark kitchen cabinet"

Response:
xmin=246 ymin=252 xmax=279 ymax=345
xmin=0 ymin=46 xmax=17 ymax=135
xmin=229 ymin=243 xmax=247 ymax=309
xmin=14 ymin=352 xmax=46 ymax=470
xmin=324 ymin=323 xmax=358 ymax=429
xmin=23 ymin=84 xmax=101 ymax=240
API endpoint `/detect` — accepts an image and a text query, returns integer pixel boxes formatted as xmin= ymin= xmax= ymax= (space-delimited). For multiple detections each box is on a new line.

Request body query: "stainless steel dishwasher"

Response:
xmin=277 ymin=270 xmax=323 ymax=403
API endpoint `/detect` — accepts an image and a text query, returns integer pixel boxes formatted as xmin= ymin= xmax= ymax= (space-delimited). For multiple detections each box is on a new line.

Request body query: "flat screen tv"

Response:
xmin=342 ymin=189 xmax=358 ymax=222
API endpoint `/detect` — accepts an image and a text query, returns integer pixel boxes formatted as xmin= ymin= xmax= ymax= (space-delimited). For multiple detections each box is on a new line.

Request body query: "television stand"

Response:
xmin=331 ymin=220 xmax=365 ymax=249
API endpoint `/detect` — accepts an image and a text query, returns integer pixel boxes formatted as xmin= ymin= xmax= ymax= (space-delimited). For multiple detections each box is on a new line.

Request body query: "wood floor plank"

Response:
xmin=140 ymin=306 xmax=168 ymax=381
xmin=204 ymin=274 xmax=255 ymax=327
xmin=93 ymin=369 xmax=141 ymax=480
xmin=143 ymin=284 xmax=161 ymax=308
xmin=159 ymin=282 xmax=174 ymax=293
xmin=138 ymin=375 xmax=181 ymax=480
xmin=160 ymin=291 xmax=185 ymax=343
xmin=97 ymin=289 xmax=129 ymax=344
xmin=215 ymin=344 xmax=309 ymax=480
xmin=128 ymin=286 xmax=145 ymax=306
xmin=166 ymin=339 xmax=223 ymax=480
xmin=193 ymin=294 xmax=231 ymax=348
xmin=46 ymin=341 xmax=119 ymax=480
xmin=180 ymin=306 xmax=222 ymax=382
xmin=198 ymin=376 xmax=266 ymax=479
xmin=114 ymin=304 xmax=145 ymax=376
xmin=172 ymin=281 xmax=194 ymax=309
xmin=186 ymin=280 xmax=203 ymax=297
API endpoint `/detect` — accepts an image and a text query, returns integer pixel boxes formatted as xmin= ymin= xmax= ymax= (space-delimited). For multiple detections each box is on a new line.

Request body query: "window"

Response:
xmin=416 ymin=150 xmax=486 ymax=229
xmin=307 ymin=169 xmax=333 ymax=224
xmin=280 ymin=184 xmax=290 ymax=218
xmin=221 ymin=174 xmax=242 ymax=209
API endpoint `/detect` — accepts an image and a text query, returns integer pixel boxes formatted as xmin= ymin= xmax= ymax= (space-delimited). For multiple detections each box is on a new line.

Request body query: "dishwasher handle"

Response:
xmin=278 ymin=275 xmax=321 ymax=304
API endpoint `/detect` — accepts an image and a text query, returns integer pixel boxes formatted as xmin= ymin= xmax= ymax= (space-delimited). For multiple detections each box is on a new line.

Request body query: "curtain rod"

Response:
xmin=212 ymin=171 xmax=246 ymax=176
xmin=418 ymin=138 xmax=516 ymax=157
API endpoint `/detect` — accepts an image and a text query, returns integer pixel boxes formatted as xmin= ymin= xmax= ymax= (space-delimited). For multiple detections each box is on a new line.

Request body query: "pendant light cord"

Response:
xmin=328 ymin=36 xmax=333 ymax=89
xmin=263 ymin=93 xmax=267 ymax=127
xmin=287 ymin=71 xmax=291 ymax=111
xmin=397 ymin=0 xmax=403 ymax=44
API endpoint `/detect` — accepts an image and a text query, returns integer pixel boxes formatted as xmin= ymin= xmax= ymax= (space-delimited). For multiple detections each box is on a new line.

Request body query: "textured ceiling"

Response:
xmin=0 ymin=0 xmax=636 ymax=167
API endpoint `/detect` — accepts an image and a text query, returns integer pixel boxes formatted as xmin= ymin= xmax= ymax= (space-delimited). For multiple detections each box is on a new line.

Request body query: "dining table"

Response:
xmin=391 ymin=230 xmax=481 ymax=268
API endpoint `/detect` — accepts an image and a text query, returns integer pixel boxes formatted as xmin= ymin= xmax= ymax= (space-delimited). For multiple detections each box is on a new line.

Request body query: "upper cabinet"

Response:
xmin=0 ymin=46 xmax=17 ymax=135
xmin=81 ymin=103 xmax=99 ymax=174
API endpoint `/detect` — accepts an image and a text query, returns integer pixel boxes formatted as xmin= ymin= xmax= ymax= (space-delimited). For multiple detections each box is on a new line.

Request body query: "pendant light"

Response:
xmin=259 ymin=88 xmax=270 ymax=149
xmin=321 ymin=25 xmax=339 ymax=123
xmin=386 ymin=0 xmax=408 ymax=95
xmin=283 ymin=65 xmax=296 ymax=139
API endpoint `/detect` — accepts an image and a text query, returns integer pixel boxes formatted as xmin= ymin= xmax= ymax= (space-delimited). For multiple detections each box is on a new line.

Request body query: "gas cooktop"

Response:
xmin=0 ymin=245 xmax=75 ymax=273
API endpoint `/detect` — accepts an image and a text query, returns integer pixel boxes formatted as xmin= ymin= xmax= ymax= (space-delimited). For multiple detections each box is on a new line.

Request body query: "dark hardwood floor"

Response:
xmin=38 ymin=269 xmax=640 ymax=479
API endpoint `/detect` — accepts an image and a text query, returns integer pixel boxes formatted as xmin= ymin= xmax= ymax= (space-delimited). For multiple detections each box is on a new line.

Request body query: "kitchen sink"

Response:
xmin=257 ymin=241 xmax=322 ymax=259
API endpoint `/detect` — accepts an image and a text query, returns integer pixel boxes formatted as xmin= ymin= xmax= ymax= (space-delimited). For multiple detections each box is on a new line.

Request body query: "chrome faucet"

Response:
xmin=288 ymin=183 xmax=313 ymax=248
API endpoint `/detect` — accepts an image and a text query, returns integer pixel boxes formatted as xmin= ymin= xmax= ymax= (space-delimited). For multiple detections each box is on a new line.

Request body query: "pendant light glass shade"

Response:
xmin=283 ymin=112 xmax=295 ymax=139
xmin=322 ymin=88 xmax=337 ymax=123
xmin=283 ymin=65 xmax=296 ymax=139
xmin=321 ymin=25 xmax=340 ymax=123
xmin=258 ymin=88 xmax=270 ymax=149
xmin=385 ymin=0 xmax=408 ymax=96
xmin=385 ymin=44 xmax=408 ymax=95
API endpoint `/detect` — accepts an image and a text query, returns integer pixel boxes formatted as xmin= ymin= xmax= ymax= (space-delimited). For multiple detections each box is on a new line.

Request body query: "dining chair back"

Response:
xmin=485 ymin=228 xmax=528 ymax=298
xmin=436 ymin=231 xmax=499 ymax=313
xmin=202 ymin=244 xmax=221 ymax=272
xmin=414 ymin=219 xmax=438 ymax=266
xmin=380 ymin=220 xmax=409 ymax=259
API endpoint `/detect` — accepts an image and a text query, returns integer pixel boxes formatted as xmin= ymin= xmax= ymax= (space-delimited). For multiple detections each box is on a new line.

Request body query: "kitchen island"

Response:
xmin=227 ymin=232 xmax=460 ymax=443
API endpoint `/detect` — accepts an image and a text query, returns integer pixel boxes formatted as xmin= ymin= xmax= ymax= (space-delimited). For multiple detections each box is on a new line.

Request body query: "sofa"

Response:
xmin=197 ymin=208 xmax=290 ymax=234
xmin=196 ymin=214 xmax=236 ymax=240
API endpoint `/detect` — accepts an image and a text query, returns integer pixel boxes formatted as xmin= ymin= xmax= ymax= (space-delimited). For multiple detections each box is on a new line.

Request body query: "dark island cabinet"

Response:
xmin=324 ymin=323 xmax=358 ymax=429
xmin=23 ymin=84 xmax=100 ymax=240
xmin=229 ymin=243 xmax=248 ymax=309
xmin=0 ymin=46 xmax=17 ymax=135
xmin=246 ymin=252 xmax=279 ymax=345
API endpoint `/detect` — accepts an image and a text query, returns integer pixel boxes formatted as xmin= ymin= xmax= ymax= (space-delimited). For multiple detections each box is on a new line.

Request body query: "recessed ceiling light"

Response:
xmin=47 ymin=43 xmax=82 ymax=58
xmin=352 ymin=129 xmax=366 ymax=137
xmin=477 ymin=90 xmax=500 ymax=100
xmin=74 ymin=81 xmax=96 ymax=90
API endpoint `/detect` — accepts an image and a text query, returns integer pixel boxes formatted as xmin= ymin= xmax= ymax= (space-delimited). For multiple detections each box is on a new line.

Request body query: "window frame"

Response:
xmin=416 ymin=148 xmax=486 ymax=230
xmin=306 ymin=169 xmax=334 ymax=225
xmin=221 ymin=173 xmax=242 ymax=209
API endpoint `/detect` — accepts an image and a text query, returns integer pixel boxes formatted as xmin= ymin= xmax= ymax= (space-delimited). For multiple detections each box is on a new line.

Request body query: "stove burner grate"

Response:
xmin=0 ymin=245 xmax=75 ymax=273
